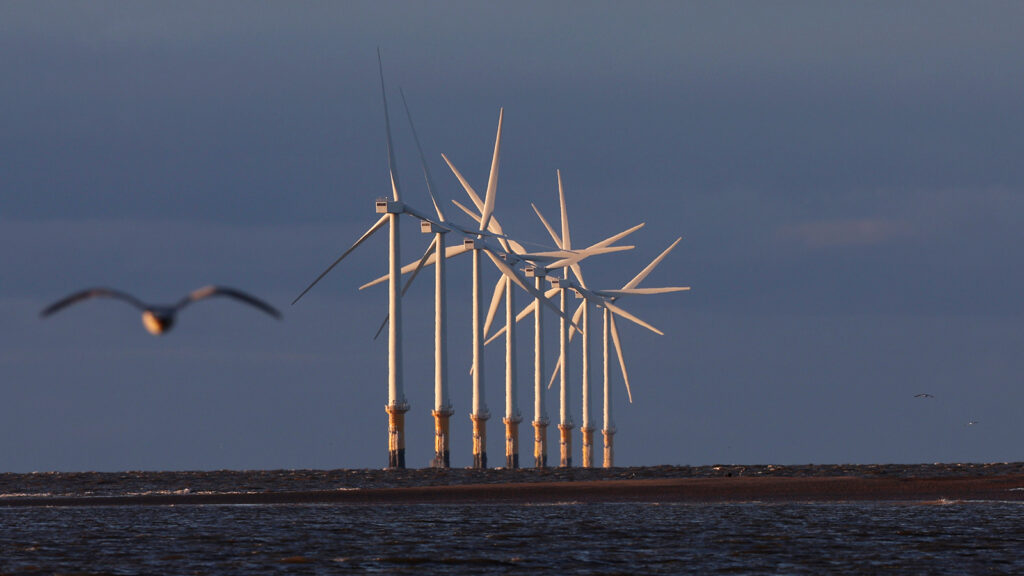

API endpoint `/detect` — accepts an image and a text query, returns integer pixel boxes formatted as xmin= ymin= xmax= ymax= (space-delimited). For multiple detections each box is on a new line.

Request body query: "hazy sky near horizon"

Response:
xmin=2 ymin=2 xmax=1022 ymax=472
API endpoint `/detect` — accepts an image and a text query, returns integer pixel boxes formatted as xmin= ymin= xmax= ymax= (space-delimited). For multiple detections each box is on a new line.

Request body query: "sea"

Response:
xmin=1 ymin=466 xmax=1022 ymax=575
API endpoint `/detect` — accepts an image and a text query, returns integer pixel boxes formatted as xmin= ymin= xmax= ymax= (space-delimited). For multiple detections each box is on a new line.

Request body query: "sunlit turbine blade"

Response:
xmin=443 ymin=154 xmax=485 ymax=214
xmin=402 ymin=235 xmax=438 ymax=297
xmin=450 ymin=199 xmax=514 ymax=254
xmin=399 ymin=88 xmax=444 ymax=223
xmin=548 ymin=354 xmax=561 ymax=390
xmin=479 ymin=108 xmax=502 ymax=234
xmin=360 ymin=243 xmax=470 ymax=290
xmin=484 ymin=299 xmax=538 ymax=345
xmin=293 ymin=214 xmax=388 ymax=305
xmin=531 ymin=203 xmax=563 ymax=249
xmin=378 ymin=49 xmax=401 ymax=203
xmin=548 ymin=245 xmax=635 ymax=271
xmin=605 ymin=300 xmax=664 ymax=336
xmin=567 ymin=300 xmax=585 ymax=342
xmin=483 ymin=248 xmax=579 ymax=333
xmin=598 ymin=287 xmax=691 ymax=296
xmin=623 ymin=237 xmax=682 ymax=290
xmin=608 ymin=312 xmax=633 ymax=403
xmin=557 ymin=170 xmax=571 ymax=251
xmin=483 ymin=275 xmax=506 ymax=338
xmin=587 ymin=223 xmax=645 ymax=251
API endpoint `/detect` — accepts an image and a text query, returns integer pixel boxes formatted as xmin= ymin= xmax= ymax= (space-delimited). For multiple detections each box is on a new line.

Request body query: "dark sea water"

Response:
xmin=1 ymin=466 xmax=1022 ymax=575
xmin=2 ymin=501 xmax=1023 ymax=574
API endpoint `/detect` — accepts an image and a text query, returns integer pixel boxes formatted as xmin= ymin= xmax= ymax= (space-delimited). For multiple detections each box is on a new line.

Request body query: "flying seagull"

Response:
xmin=41 ymin=286 xmax=281 ymax=335
xmin=914 ymin=393 xmax=935 ymax=399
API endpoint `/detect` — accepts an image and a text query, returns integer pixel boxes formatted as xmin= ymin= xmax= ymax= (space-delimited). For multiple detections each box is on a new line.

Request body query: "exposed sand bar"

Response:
xmin=3 ymin=474 xmax=1023 ymax=507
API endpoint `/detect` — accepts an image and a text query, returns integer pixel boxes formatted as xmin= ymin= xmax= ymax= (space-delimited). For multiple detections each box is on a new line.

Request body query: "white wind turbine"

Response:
xmin=292 ymin=53 xmax=440 ymax=469
xmin=398 ymin=89 xmax=454 ymax=468
xmin=547 ymin=238 xmax=690 ymax=467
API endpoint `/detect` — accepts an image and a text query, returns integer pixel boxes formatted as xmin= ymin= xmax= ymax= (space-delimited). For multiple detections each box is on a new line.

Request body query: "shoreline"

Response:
xmin=3 ymin=473 xmax=1023 ymax=508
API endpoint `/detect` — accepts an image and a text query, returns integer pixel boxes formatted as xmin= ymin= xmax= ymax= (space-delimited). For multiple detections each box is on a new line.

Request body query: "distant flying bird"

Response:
xmin=967 ymin=420 xmax=978 ymax=426
xmin=41 ymin=286 xmax=281 ymax=335
xmin=914 ymin=393 xmax=935 ymax=399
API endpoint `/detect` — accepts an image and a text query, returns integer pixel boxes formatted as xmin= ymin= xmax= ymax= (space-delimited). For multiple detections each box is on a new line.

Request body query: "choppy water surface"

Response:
xmin=2 ymin=501 xmax=1022 ymax=574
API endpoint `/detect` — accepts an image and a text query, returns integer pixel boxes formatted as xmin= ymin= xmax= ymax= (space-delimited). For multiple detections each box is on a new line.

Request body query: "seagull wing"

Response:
xmin=177 ymin=286 xmax=282 ymax=319
xmin=40 ymin=288 xmax=147 ymax=317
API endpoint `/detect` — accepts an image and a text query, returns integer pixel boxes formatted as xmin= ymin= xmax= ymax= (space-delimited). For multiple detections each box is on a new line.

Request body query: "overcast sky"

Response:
xmin=2 ymin=2 xmax=1022 ymax=472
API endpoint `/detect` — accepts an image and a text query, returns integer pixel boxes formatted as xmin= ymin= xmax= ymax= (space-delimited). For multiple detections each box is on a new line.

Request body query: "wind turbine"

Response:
xmin=399 ymin=89 xmax=454 ymax=468
xmin=292 ymin=52 xmax=440 ymax=469
xmin=548 ymin=238 xmax=690 ymax=467
xmin=439 ymin=110 xmax=583 ymax=468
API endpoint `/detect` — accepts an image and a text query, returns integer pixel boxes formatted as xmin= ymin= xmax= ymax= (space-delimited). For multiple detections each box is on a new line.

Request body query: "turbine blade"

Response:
xmin=547 ymin=245 xmax=635 ymax=272
xmin=567 ymin=300 xmax=585 ymax=342
xmin=531 ymin=203 xmax=563 ymax=249
xmin=399 ymin=87 xmax=444 ymax=222
xmin=443 ymin=154 xmax=485 ymax=213
xmin=378 ymin=49 xmax=400 ymax=202
xmin=373 ymin=315 xmax=388 ymax=341
xmin=293 ymin=214 xmax=388 ymax=305
xmin=586 ymin=222 xmax=645 ymax=251
xmin=599 ymin=287 xmax=691 ymax=296
xmin=557 ymin=170 xmax=571 ymax=251
xmin=483 ymin=248 xmax=579 ymax=333
xmin=401 ymin=236 xmax=438 ymax=298
xmin=605 ymin=301 xmax=664 ymax=336
xmin=450 ymin=199 xmax=513 ymax=253
xmin=624 ymin=237 xmax=683 ymax=290
xmin=485 ymin=299 xmax=538 ymax=345
xmin=360 ymin=242 xmax=470 ymax=290
xmin=547 ymin=354 xmax=560 ymax=390
xmin=479 ymin=108 xmax=503 ymax=233
xmin=608 ymin=312 xmax=633 ymax=403
xmin=483 ymin=275 xmax=506 ymax=338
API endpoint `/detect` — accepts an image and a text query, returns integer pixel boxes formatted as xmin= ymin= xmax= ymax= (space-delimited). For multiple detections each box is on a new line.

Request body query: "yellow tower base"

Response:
xmin=386 ymin=404 xmax=409 ymax=469
xmin=580 ymin=426 xmax=595 ymax=468
xmin=602 ymin=428 xmax=615 ymax=468
xmin=558 ymin=423 xmax=573 ymax=468
xmin=471 ymin=414 xmax=489 ymax=469
xmin=532 ymin=420 xmax=548 ymax=468
xmin=432 ymin=408 xmax=453 ymax=468
xmin=504 ymin=417 xmax=522 ymax=469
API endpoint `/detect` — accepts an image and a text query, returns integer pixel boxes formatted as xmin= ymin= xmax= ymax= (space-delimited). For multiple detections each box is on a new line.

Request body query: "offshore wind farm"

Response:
xmin=293 ymin=55 xmax=688 ymax=469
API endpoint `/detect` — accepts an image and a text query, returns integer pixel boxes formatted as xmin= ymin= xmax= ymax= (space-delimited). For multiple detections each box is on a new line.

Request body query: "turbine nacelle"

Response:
xmin=376 ymin=199 xmax=405 ymax=214
xmin=523 ymin=266 xmax=547 ymax=278
xmin=420 ymin=220 xmax=446 ymax=234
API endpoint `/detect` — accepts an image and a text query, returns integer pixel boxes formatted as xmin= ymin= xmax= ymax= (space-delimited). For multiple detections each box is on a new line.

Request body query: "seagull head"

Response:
xmin=141 ymin=308 xmax=176 ymax=335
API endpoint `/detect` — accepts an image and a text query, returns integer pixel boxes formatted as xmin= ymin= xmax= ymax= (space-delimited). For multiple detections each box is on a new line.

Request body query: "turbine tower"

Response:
xmin=442 ymin=109 xmax=504 ymax=468
xmin=594 ymin=238 xmax=689 ymax=466
xmin=292 ymin=53 xmax=438 ymax=469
